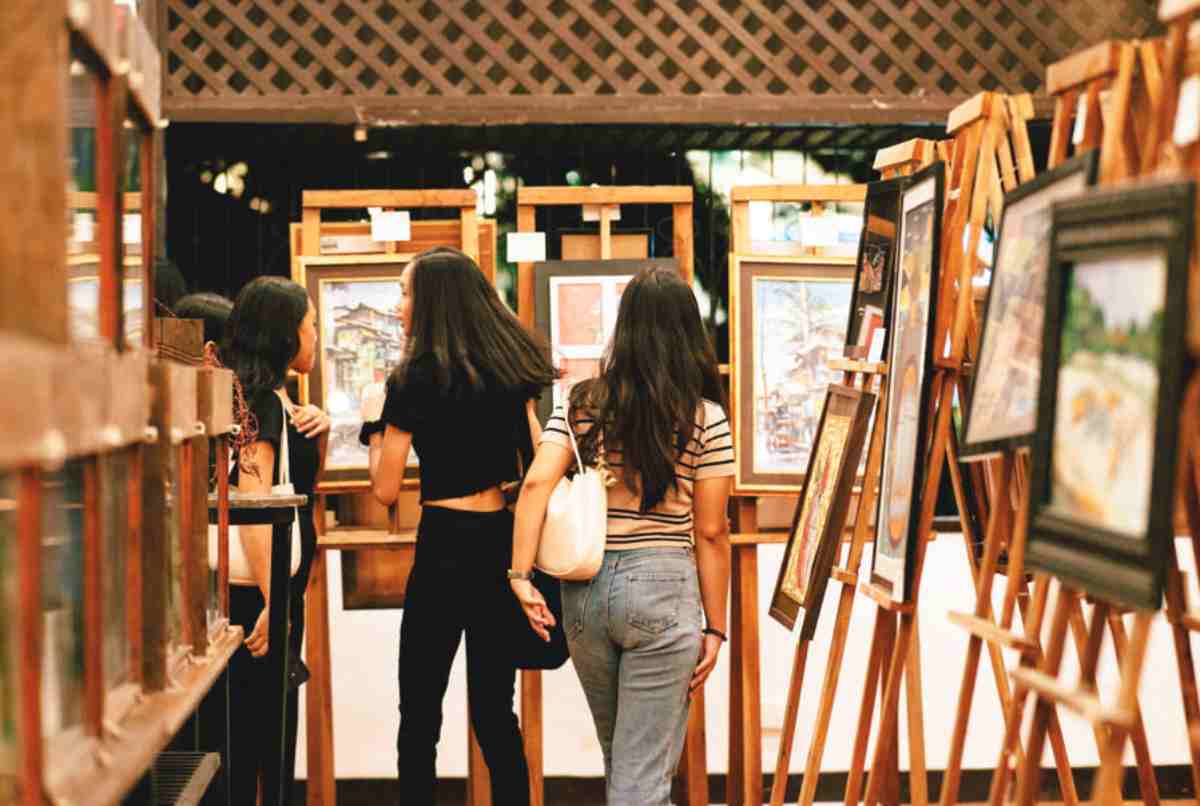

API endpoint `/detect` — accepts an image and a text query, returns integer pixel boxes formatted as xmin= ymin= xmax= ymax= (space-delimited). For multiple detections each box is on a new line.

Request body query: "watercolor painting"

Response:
xmin=548 ymin=275 xmax=627 ymax=411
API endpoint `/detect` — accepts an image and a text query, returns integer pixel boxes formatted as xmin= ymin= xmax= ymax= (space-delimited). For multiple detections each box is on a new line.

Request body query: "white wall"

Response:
xmin=296 ymin=536 xmax=1200 ymax=779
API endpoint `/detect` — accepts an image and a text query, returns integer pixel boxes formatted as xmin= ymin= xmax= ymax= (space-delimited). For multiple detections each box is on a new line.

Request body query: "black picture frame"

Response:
xmin=533 ymin=258 xmax=678 ymax=425
xmin=960 ymin=150 xmax=1099 ymax=461
xmin=844 ymin=176 xmax=907 ymax=359
xmin=1026 ymin=180 xmax=1195 ymax=611
xmin=870 ymin=161 xmax=944 ymax=603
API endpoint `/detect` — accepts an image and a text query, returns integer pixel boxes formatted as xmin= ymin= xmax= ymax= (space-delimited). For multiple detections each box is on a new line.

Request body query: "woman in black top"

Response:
xmin=222 ymin=276 xmax=330 ymax=804
xmin=364 ymin=246 xmax=556 ymax=805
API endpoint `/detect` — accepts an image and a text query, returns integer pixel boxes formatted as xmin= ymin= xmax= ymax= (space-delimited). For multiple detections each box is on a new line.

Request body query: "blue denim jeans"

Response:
xmin=562 ymin=548 xmax=704 ymax=806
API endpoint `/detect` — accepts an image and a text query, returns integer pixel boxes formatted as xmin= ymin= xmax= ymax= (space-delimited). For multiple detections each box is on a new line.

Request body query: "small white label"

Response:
xmin=803 ymin=215 xmax=839 ymax=247
xmin=122 ymin=213 xmax=142 ymax=245
xmin=370 ymin=210 xmax=411 ymax=242
xmin=507 ymin=232 xmax=547 ymax=263
xmin=1072 ymin=94 xmax=1088 ymax=145
xmin=867 ymin=329 xmax=886 ymax=364
xmin=73 ymin=212 xmax=95 ymax=245
xmin=1174 ymin=74 xmax=1200 ymax=147
xmin=583 ymin=204 xmax=621 ymax=223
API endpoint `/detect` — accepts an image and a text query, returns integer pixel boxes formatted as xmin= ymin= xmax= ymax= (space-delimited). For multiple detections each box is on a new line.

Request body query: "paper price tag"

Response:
xmin=583 ymin=204 xmax=621 ymax=222
xmin=867 ymin=328 xmax=887 ymax=364
xmin=507 ymin=232 xmax=547 ymax=263
xmin=370 ymin=210 xmax=411 ymax=242
xmin=803 ymin=215 xmax=839 ymax=247
xmin=1174 ymin=74 xmax=1200 ymax=147
xmin=73 ymin=212 xmax=95 ymax=245
xmin=1072 ymin=93 xmax=1088 ymax=146
xmin=122 ymin=213 xmax=142 ymax=245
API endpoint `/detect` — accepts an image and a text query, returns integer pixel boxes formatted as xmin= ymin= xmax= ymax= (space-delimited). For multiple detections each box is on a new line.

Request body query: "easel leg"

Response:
xmin=844 ymin=610 xmax=894 ymax=806
xmin=730 ymin=541 xmax=763 ymax=806
xmin=769 ymin=640 xmax=810 ymax=806
xmin=677 ymin=688 xmax=709 ymax=806
xmin=1105 ymin=611 xmax=1159 ymax=806
xmin=304 ymin=549 xmax=336 ymax=806
xmin=1092 ymin=612 xmax=1155 ymax=806
xmin=521 ymin=669 xmax=544 ymax=806
xmin=862 ymin=612 xmax=911 ymax=806
xmin=1167 ymin=564 xmax=1200 ymax=797
xmin=904 ymin=619 xmax=928 ymax=806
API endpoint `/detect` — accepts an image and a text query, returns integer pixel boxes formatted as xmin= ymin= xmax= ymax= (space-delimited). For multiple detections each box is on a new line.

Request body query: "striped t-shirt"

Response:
xmin=540 ymin=399 xmax=734 ymax=551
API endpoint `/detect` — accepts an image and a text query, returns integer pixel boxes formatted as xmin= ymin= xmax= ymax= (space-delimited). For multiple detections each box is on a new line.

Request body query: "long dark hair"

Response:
xmin=571 ymin=266 xmax=725 ymax=511
xmin=396 ymin=246 xmax=555 ymax=397
xmin=222 ymin=276 xmax=309 ymax=406
xmin=175 ymin=292 xmax=233 ymax=346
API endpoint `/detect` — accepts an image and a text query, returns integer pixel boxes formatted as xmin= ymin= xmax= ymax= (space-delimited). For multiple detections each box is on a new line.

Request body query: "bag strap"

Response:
xmin=562 ymin=399 xmax=585 ymax=471
xmin=275 ymin=390 xmax=291 ymax=486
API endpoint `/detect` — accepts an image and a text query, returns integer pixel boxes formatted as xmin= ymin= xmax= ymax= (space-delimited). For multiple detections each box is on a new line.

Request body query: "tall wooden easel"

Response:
xmin=982 ymin=42 xmax=1166 ymax=806
xmin=513 ymin=184 xmax=699 ymax=806
xmin=761 ymin=140 xmax=935 ymax=806
xmin=725 ymin=182 xmax=867 ymax=806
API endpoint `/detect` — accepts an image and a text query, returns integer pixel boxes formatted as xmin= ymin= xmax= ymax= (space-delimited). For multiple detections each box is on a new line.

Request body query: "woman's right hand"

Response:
xmin=510 ymin=579 xmax=555 ymax=642
xmin=246 ymin=607 xmax=269 ymax=657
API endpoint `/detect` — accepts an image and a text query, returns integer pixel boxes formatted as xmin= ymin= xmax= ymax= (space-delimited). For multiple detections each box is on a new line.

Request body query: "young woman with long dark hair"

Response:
xmin=510 ymin=265 xmax=733 ymax=805
xmin=363 ymin=246 xmax=556 ymax=804
xmin=222 ymin=276 xmax=330 ymax=803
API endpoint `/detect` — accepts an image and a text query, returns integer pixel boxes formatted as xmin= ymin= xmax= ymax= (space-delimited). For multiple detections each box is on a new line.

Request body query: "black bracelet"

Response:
xmin=358 ymin=419 xmax=386 ymax=446
xmin=703 ymin=626 xmax=728 ymax=642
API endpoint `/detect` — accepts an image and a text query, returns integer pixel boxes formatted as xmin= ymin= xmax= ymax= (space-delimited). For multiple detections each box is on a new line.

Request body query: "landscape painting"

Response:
xmin=872 ymin=164 xmax=942 ymax=602
xmin=962 ymin=152 xmax=1096 ymax=458
xmin=1048 ymin=251 xmax=1165 ymax=538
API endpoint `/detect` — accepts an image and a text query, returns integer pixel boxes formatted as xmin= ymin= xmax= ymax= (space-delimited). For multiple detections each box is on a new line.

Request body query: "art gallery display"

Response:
xmin=845 ymin=176 xmax=905 ymax=359
xmin=871 ymin=162 xmax=943 ymax=603
xmin=1027 ymin=180 xmax=1195 ymax=610
xmin=731 ymin=256 xmax=854 ymax=495
xmin=769 ymin=385 xmax=874 ymax=637
xmin=961 ymin=151 xmax=1098 ymax=459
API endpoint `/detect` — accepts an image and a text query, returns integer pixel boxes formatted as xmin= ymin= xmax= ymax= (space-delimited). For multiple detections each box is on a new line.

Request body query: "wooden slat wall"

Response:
xmin=159 ymin=0 xmax=1158 ymax=125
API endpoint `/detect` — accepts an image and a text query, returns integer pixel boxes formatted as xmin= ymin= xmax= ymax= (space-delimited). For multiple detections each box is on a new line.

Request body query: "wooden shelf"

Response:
xmin=1009 ymin=667 xmax=1136 ymax=728
xmin=946 ymin=611 xmax=1038 ymax=655
xmin=828 ymin=358 xmax=888 ymax=375
xmin=729 ymin=531 xmax=788 ymax=546
xmin=830 ymin=567 xmax=858 ymax=587
xmin=318 ymin=527 xmax=417 ymax=551
xmin=209 ymin=491 xmax=309 ymax=510
xmin=859 ymin=581 xmax=913 ymax=613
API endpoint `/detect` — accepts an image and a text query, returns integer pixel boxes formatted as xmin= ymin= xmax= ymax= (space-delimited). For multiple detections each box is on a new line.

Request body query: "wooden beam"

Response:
xmin=518 ymin=185 xmax=692 ymax=205
xmin=1045 ymin=41 xmax=1124 ymax=95
xmin=947 ymin=92 xmax=995 ymax=135
xmin=729 ymin=184 xmax=867 ymax=203
xmin=302 ymin=189 xmax=476 ymax=209
xmin=1160 ymin=0 xmax=1200 ymax=22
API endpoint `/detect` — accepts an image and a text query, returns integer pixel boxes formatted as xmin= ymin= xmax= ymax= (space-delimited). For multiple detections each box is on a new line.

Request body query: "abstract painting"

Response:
xmin=534 ymin=259 xmax=678 ymax=424
xmin=733 ymin=258 xmax=854 ymax=495
xmin=961 ymin=151 xmax=1097 ymax=459
xmin=872 ymin=163 xmax=944 ymax=603
xmin=770 ymin=385 xmax=874 ymax=637
xmin=1028 ymin=180 xmax=1193 ymax=610
xmin=305 ymin=264 xmax=410 ymax=487
xmin=845 ymin=177 xmax=905 ymax=358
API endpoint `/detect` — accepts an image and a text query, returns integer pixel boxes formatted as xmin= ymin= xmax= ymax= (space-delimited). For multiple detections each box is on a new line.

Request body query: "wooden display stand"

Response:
xmin=291 ymin=189 xmax=510 ymax=806
xmin=512 ymin=184 xmax=699 ymax=806
xmin=725 ymin=182 xmax=868 ymax=806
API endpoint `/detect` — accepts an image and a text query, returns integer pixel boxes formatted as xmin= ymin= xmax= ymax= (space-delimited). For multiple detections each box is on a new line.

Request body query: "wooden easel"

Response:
xmin=762 ymin=141 xmax=931 ymax=806
xmin=725 ymin=182 xmax=868 ymax=806
xmin=512 ymin=184 xmax=699 ymax=806
xmin=982 ymin=43 xmax=1166 ymax=806
xmin=293 ymin=189 xmax=509 ymax=806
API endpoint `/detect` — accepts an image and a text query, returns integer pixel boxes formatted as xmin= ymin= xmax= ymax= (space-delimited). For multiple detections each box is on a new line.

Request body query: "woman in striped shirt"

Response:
xmin=509 ymin=265 xmax=734 ymax=805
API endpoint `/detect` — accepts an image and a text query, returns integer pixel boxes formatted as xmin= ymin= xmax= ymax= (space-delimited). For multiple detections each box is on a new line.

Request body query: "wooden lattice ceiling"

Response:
xmin=157 ymin=0 xmax=1159 ymax=125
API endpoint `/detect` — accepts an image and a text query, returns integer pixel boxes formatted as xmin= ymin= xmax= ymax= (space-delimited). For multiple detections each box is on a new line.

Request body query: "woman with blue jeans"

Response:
xmin=510 ymin=266 xmax=733 ymax=805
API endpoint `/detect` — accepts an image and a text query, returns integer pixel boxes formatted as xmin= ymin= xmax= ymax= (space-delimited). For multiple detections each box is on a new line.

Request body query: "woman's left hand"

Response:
xmin=510 ymin=579 xmax=555 ymax=642
xmin=689 ymin=633 xmax=723 ymax=694
xmin=290 ymin=404 xmax=331 ymax=438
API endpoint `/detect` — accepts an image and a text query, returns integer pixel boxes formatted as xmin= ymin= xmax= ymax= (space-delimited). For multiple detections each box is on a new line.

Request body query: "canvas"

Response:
xmin=871 ymin=163 xmax=943 ymax=602
xmin=845 ymin=177 xmax=905 ymax=359
xmin=1027 ymin=180 xmax=1194 ymax=610
xmin=733 ymin=258 xmax=854 ymax=495
xmin=770 ymin=385 xmax=874 ymax=637
xmin=534 ymin=259 xmax=678 ymax=424
xmin=961 ymin=152 xmax=1097 ymax=459
xmin=305 ymin=263 xmax=415 ymax=487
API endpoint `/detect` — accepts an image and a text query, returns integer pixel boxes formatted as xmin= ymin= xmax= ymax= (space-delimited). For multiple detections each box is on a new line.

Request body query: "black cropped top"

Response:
xmin=375 ymin=354 xmax=537 ymax=502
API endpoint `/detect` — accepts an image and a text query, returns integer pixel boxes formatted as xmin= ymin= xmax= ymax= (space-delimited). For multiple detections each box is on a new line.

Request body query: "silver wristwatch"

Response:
xmin=507 ymin=569 xmax=534 ymax=581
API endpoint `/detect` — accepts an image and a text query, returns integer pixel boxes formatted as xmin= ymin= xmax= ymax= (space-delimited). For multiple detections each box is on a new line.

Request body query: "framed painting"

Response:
xmin=304 ymin=263 xmax=417 ymax=488
xmin=844 ymin=176 xmax=906 ymax=359
xmin=533 ymin=259 xmax=678 ymax=424
xmin=1026 ymin=180 xmax=1194 ymax=610
xmin=769 ymin=385 xmax=875 ymax=637
xmin=731 ymin=256 xmax=855 ymax=495
xmin=960 ymin=151 xmax=1099 ymax=460
xmin=871 ymin=161 xmax=944 ymax=603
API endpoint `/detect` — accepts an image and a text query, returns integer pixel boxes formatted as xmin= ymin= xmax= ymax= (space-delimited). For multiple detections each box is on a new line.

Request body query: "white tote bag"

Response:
xmin=207 ymin=391 xmax=302 ymax=585
xmin=534 ymin=402 xmax=608 ymax=581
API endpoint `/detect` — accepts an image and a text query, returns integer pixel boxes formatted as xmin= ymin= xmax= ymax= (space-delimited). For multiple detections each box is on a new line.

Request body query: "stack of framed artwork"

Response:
xmin=726 ymin=182 xmax=867 ymax=806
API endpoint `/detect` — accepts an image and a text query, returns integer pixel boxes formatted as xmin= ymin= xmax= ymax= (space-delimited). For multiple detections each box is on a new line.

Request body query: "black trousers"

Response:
xmin=398 ymin=505 xmax=530 ymax=805
xmin=228 ymin=583 xmax=304 ymax=805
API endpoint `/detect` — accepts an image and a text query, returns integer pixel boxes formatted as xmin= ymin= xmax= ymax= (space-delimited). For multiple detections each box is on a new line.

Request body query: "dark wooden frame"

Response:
xmin=303 ymin=261 xmax=411 ymax=488
xmin=959 ymin=150 xmax=1100 ymax=460
xmin=1027 ymin=180 xmax=1196 ymax=611
xmin=532 ymin=258 xmax=678 ymax=425
xmin=730 ymin=255 xmax=856 ymax=496
xmin=769 ymin=384 xmax=874 ymax=638
xmin=844 ymin=176 xmax=906 ymax=359
xmin=870 ymin=161 xmax=944 ymax=603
